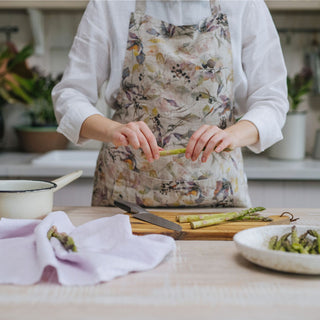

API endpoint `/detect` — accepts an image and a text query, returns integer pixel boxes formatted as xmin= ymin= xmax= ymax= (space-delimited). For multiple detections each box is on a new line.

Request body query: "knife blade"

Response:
xmin=114 ymin=199 xmax=182 ymax=232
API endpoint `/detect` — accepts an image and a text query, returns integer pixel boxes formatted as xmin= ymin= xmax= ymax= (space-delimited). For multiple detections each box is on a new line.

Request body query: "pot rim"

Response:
xmin=0 ymin=180 xmax=57 ymax=193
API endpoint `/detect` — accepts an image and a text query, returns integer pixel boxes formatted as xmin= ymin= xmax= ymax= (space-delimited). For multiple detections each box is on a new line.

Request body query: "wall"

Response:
xmin=273 ymin=11 xmax=320 ymax=154
xmin=0 ymin=9 xmax=104 ymax=149
xmin=0 ymin=9 xmax=82 ymax=75
xmin=1 ymin=8 xmax=320 ymax=153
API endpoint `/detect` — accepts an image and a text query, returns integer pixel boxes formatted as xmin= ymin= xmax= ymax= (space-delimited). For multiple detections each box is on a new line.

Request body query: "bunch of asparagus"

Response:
xmin=47 ymin=225 xmax=77 ymax=252
xmin=176 ymin=207 xmax=267 ymax=229
xmin=268 ymin=226 xmax=320 ymax=254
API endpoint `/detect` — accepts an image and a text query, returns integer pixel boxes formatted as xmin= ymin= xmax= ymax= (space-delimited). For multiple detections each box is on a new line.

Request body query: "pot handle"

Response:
xmin=51 ymin=170 xmax=83 ymax=192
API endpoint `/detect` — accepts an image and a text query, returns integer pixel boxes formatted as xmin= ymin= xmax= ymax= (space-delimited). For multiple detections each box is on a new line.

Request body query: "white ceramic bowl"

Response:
xmin=234 ymin=225 xmax=320 ymax=275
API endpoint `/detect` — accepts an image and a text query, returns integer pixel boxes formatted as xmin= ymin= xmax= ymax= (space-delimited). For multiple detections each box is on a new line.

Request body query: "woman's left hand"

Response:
xmin=185 ymin=125 xmax=234 ymax=163
xmin=185 ymin=120 xmax=259 ymax=163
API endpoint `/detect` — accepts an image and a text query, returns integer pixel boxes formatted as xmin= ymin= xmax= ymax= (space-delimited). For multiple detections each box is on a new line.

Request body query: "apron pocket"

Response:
xmin=112 ymin=169 xmax=250 ymax=208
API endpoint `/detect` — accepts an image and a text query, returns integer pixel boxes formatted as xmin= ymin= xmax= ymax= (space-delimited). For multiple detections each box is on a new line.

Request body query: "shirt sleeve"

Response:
xmin=238 ymin=0 xmax=289 ymax=153
xmin=52 ymin=0 xmax=110 ymax=145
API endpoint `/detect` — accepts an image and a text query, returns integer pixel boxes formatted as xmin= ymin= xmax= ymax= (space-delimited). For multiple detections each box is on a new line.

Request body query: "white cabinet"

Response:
xmin=52 ymin=179 xmax=320 ymax=208
xmin=53 ymin=178 xmax=94 ymax=207
xmin=244 ymin=155 xmax=320 ymax=208
xmin=53 ymin=179 xmax=320 ymax=208
xmin=248 ymin=180 xmax=320 ymax=208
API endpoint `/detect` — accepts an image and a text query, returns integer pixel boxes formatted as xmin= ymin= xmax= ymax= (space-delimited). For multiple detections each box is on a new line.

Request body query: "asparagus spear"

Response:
xmin=178 ymin=213 xmax=271 ymax=223
xmin=190 ymin=212 xmax=239 ymax=229
xmin=177 ymin=212 xmax=235 ymax=223
xmin=232 ymin=215 xmax=272 ymax=222
xmin=190 ymin=207 xmax=265 ymax=229
xmin=302 ymin=239 xmax=313 ymax=254
xmin=268 ymin=235 xmax=278 ymax=250
xmin=159 ymin=147 xmax=232 ymax=157
xmin=274 ymin=237 xmax=283 ymax=251
xmin=310 ymin=239 xmax=318 ymax=254
xmin=47 ymin=225 xmax=77 ymax=252
xmin=159 ymin=148 xmax=187 ymax=157
xmin=291 ymin=226 xmax=302 ymax=252
xmin=177 ymin=207 xmax=266 ymax=223
xmin=308 ymin=230 xmax=320 ymax=254
xmin=283 ymin=239 xmax=297 ymax=253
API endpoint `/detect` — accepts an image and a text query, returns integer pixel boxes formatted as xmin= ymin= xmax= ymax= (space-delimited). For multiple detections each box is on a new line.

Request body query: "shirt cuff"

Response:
xmin=240 ymin=106 xmax=285 ymax=154
xmin=57 ymin=102 xmax=104 ymax=146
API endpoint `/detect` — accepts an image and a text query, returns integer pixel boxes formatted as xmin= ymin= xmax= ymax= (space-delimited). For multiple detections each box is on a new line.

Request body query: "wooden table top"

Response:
xmin=1 ymin=207 xmax=320 ymax=320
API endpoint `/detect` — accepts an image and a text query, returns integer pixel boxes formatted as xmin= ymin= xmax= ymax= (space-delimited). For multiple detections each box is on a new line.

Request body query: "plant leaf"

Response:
xmin=7 ymin=45 xmax=33 ymax=70
xmin=5 ymin=79 xmax=33 ymax=104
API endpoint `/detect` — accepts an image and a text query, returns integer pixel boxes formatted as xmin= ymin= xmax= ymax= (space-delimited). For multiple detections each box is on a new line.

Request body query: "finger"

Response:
xmin=138 ymin=121 xmax=160 ymax=160
xmin=136 ymin=131 xmax=154 ymax=162
xmin=201 ymin=137 xmax=220 ymax=162
xmin=121 ymin=126 xmax=141 ymax=149
xmin=120 ymin=122 xmax=159 ymax=162
xmin=113 ymin=132 xmax=129 ymax=147
xmin=185 ymin=125 xmax=209 ymax=159
xmin=201 ymin=133 xmax=224 ymax=162
xmin=202 ymin=132 xmax=231 ymax=162
xmin=127 ymin=122 xmax=157 ymax=162
xmin=215 ymin=138 xmax=232 ymax=153
xmin=122 ymin=123 xmax=154 ymax=161
xmin=192 ymin=126 xmax=223 ymax=161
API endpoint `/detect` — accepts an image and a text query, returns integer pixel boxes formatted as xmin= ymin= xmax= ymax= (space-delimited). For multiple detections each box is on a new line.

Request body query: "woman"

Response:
xmin=52 ymin=0 xmax=288 ymax=207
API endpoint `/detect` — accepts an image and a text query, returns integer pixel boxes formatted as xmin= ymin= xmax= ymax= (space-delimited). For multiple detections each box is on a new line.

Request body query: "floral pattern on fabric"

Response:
xmin=92 ymin=0 xmax=251 ymax=208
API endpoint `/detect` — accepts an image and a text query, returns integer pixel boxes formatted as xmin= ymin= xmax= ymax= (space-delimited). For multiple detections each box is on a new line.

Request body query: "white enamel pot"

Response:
xmin=0 ymin=170 xmax=83 ymax=219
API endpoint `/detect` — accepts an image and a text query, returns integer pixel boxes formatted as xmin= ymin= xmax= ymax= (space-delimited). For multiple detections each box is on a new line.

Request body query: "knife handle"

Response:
xmin=114 ymin=199 xmax=133 ymax=213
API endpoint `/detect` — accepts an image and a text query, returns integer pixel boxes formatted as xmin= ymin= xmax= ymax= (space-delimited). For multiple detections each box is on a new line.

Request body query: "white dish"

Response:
xmin=233 ymin=225 xmax=320 ymax=275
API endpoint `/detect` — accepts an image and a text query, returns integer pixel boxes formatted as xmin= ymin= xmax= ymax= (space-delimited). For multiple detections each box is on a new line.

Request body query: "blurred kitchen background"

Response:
xmin=1 ymin=0 xmax=320 ymax=208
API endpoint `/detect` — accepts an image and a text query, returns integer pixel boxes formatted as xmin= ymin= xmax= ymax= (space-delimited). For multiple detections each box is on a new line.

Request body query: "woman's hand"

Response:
xmin=185 ymin=120 xmax=259 ymax=163
xmin=185 ymin=125 xmax=234 ymax=163
xmin=110 ymin=121 xmax=160 ymax=162
xmin=80 ymin=115 xmax=160 ymax=162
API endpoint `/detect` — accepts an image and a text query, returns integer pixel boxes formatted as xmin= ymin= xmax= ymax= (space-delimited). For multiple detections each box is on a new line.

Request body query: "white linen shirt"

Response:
xmin=52 ymin=0 xmax=289 ymax=153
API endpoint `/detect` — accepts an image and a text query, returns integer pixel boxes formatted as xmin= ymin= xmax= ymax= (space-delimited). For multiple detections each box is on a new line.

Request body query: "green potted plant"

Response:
xmin=0 ymin=43 xmax=67 ymax=153
xmin=15 ymin=70 xmax=68 ymax=153
xmin=287 ymin=68 xmax=313 ymax=113
xmin=0 ymin=43 xmax=34 ymax=146
xmin=27 ymin=71 xmax=61 ymax=126
xmin=269 ymin=67 xmax=313 ymax=160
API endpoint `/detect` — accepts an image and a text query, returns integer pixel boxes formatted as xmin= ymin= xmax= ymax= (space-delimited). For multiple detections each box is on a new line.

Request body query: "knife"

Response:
xmin=114 ymin=199 xmax=182 ymax=232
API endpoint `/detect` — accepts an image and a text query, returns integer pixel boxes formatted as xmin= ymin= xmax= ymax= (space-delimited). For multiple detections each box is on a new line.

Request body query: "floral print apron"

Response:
xmin=92 ymin=0 xmax=251 ymax=207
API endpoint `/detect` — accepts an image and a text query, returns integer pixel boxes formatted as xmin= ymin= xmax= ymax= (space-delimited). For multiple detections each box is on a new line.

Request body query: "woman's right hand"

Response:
xmin=80 ymin=115 xmax=159 ymax=162
xmin=110 ymin=121 xmax=160 ymax=162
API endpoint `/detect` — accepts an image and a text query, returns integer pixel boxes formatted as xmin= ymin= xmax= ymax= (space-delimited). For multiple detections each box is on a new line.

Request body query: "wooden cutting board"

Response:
xmin=127 ymin=211 xmax=291 ymax=240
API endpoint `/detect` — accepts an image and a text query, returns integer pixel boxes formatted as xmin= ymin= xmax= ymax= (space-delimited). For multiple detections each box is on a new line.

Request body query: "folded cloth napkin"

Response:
xmin=0 ymin=211 xmax=175 ymax=286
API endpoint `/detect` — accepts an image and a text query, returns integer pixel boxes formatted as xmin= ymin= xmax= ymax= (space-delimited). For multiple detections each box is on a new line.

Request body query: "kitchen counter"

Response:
xmin=1 ymin=206 xmax=320 ymax=320
xmin=1 ymin=150 xmax=320 ymax=180
xmin=0 ymin=151 xmax=96 ymax=178
xmin=2 ymin=150 xmax=320 ymax=207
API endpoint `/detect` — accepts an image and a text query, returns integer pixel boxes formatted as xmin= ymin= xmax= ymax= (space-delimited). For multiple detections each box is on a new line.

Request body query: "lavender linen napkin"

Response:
xmin=0 ymin=211 xmax=176 ymax=286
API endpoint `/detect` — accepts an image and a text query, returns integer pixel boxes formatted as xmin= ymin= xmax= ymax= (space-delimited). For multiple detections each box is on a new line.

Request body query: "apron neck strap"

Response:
xmin=136 ymin=0 xmax=146 ymax=14
xmin=210 ymin=0 xmax=221 ymax=15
